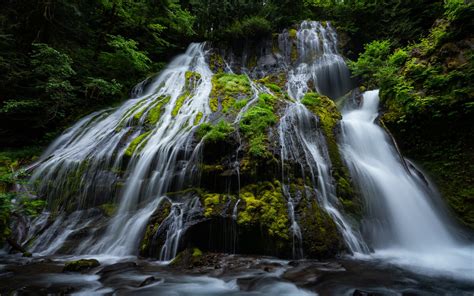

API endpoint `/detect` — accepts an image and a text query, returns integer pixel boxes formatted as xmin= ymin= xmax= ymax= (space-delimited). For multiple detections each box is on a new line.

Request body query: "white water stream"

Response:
xmin=340 ymin=90 xmax=474 ymax=280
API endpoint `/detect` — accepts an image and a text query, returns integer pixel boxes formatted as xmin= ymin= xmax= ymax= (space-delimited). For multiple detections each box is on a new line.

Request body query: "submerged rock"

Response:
xmin=63 ymin=259 xmax=100 ymax=272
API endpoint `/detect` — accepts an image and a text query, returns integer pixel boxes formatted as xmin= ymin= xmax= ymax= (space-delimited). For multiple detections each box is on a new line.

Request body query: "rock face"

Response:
xmin=25 ymin=21 xmax=365 ymax=260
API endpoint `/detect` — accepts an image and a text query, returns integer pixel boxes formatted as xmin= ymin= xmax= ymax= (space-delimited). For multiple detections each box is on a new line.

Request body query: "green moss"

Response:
xmin=124 ymin=131 xmax=151 ymax=157
xmin=301 ymin=92 xmax=321 ymax=107
xmin=209 ymin=73 xmax=251 ymax=113
xmin=185 ymin=71 xmax=201 ymax=81
xmin=288 ymin=28 xmax=297 ymax=39
xmin=192 ymin=247 xmax=202 ymax=257
xmin=209 ymin=52 xmax=225 ymax=73
xmin=185 ymin=71 xmax=201 ymax=92
xmin=299 ymin=198 xmax=343 ymax=258
xmin=193 ymin=111 xmax=203 ymax=125
xmin=145 ymin=95 xmax=170 ymax=125
xmin=265 ymin=83 xmax=282 ymax=93
xmin=200 ymin=164 xmax=224 ymax=173
xmin=140 ymin=201 xmax=171 ymax=256
xmin=221 ymin=96 xmax=236 ymax=113
xmin=209 ymin=97 xmax=218 ymax=112
xmin=237 ymin=181 xmax=289 ymax=240
xmin=64 ymin=259 xmax=100 ymax=272
xmin=170 ymin=247 xmax=204 ymax=268
xmin=196 ymin=120 xmax=234 ymax=143
xmin=232 ymin=98 xmax=249 ymax=110
xmin=301 ymin=93 xmax=340 ymax=138
xmin=238 ymin=93 xmax=277 ymax=158
xmin=172 ymin=92 xmax=189 ymax=117
xmin=203 ymin=193 xmax=223 ymax=217
xmin=99 ymin=203 xmax=117 ymax=217
xmin=248 ymin=134 xmax=267 ymax=158
xmin=257 ymin=73 xmax=287 ymax=90
xmin=301 ymin=93 xmax=362 ymax=217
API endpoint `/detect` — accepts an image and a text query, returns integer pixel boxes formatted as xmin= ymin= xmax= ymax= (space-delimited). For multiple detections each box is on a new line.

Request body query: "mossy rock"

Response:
xmin=298 ymin=197 xmax=344 ymax=258
xmin=302 ymin=93 xmax=362 ymax=218
xmin=98 ymin=203 xmax=117 ymax=217
xmin=185 ymin=71 xmax=201 ymax=91
xmin=239 ymin=93 xmax=278 ymax=159
xmin=202 ymin=192 xmax=231 ymax=218
xmin=237 ymin=181 xmax=289 ymax=241
xmin=172 ymin=92 xmax=190 ymax=117
xmin=196 ymin=120 xmax=235 ymax=143
xmin=140 ymin=199 xmax=172 ymax=257
xmin=145 ymin=95 xmax=170 ymax=125
xmin=209 ymin=73 xmax=251 ymax=113
xmin=63 ymin=259 xmax=100 ymax=272
xmin=257 ymin=73 xmax=288 ymax=90
xmin=209 ymin=52 xmax=225 ymax=73
xmin=124 ymin=131 xmax=151 ymax=158
xmin=170 ymin=247 xmax=204 ymax=268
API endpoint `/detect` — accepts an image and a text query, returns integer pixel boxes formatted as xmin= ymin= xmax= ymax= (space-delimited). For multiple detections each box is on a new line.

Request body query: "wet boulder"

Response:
xmin=63 ymin=259 xmax=100 ymax=272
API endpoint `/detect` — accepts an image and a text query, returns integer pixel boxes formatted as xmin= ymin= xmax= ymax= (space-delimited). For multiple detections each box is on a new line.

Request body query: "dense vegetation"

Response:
xmin=0 ymin=0 xmax=445 ymax=147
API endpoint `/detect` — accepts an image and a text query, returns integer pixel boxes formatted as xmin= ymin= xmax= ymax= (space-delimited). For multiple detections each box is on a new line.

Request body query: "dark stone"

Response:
xmin=138 ymin=276 xmax=160 ymax=287
xmin=97 ymin=261 xmax=137 ymax=276
xmin=353 ymin=289 xmax=385 ymax=296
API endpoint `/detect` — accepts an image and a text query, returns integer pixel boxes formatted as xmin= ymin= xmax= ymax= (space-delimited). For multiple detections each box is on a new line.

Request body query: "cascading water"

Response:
xmin=28 ymin=43 xmax=212 ymax=256
xmin=285 ymin=20 xmax=353 ymax=100
xmin=340 ymin=90 xmax=474 ymax=279
xmin=278 ymin=21 xmax=368 ymax=256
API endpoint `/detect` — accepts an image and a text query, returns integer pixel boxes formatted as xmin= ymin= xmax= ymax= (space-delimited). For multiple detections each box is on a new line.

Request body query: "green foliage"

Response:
xmin=348 ymin=40 xmax=392 ymax=87
xmin=0 ymin=148 xmax=44 ymax=244
xmin=0 ymin=0 xmax=197 ymax=146
xmin=303 ymin=0 xmax=444 ymax=56
xmin=444 ymin=0 xmax=473 ymax=21
xmin=301 ymin=92 xmax=321 ymax=107
xmin=84 ymin=78 xmax=122 ymax=100
xmin=99 ymin=35 xmax=151 ymax=79
xmin=224 ymin=16 xmax=272 ymax=40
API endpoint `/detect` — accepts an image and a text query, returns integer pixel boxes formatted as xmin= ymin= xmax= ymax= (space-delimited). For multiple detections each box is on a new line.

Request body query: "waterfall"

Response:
xmin=279 ymin=21 xmax=368 ymax=255
xmin=340 ymin=90 xmax=474 ymax=279
xmin=28 ymin=43 xmax=212 ymax=256
xmin=287 ymin=20 xmax=353 ymax=99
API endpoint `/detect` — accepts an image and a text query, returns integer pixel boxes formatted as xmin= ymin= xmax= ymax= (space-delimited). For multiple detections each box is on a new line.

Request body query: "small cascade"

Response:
xmin=278 ymin=21 xmax=368 ymax=255
xmin=340 ymin=90 xmax=474 ymax=278
xmin=160 ymin=203 xmax=184 ymax=261
xmin=231 ymin=199 xmax=241 ymax=254
xmin=232 ymin=199 xmax=240 ymax=221
xmin=284 ymin=188 xmax=303 ymax=259
xmin=286 ymin=21 xmax=353 ymax=99
xmin=90 ymin=197 xmax=165 ymax=256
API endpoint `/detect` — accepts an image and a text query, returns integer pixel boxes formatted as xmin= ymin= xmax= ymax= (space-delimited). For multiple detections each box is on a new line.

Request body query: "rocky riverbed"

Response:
xmin=1 ymin=251 xmax=473 ymax=295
